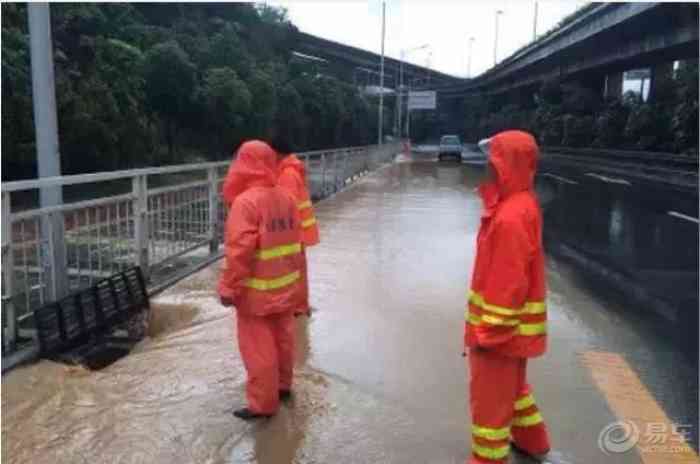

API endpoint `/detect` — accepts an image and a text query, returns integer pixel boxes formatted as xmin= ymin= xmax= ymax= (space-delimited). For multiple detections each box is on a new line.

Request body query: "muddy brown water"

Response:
xmin=2 ymin=160 xmax=696 ymax=464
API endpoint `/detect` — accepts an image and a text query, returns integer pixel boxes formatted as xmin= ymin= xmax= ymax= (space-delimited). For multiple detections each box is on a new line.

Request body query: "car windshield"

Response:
xmin=441 ymin=136 xmax=460 ymax=145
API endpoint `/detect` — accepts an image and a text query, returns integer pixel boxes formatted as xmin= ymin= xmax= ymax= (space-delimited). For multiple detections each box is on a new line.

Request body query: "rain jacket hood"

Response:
xmin=479 ymin=130 xmax=539 ymax=214
xmin=222 ymin=140 xmax=278 ymax=204
xmin=277 ymin=153 xmax=306 ymax=179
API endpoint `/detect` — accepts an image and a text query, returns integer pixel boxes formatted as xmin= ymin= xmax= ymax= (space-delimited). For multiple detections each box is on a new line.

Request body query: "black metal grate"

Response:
xmin=34 ymin=266 xmax=149 ymax=358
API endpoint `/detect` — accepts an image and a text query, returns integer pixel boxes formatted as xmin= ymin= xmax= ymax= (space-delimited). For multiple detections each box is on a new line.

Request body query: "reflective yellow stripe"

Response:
xmin=513 ymin=412 xmax=544 ymax=427
xmin=244 ymin=271 xmax=300 ymax=291
xmin=302 ymin=217 xmax=317 ymax=228
xmin=297 ymin=200 xmax=312 ymax=210
xmin=472 ymin=442 xmax=510 ymax=460
xmin=255 ymin=243 xmax=301 ymax=260
xmin=466 ymin=313 xmax=547 ymax=336
xmin=524 ymin=301 xmax=546 ymax=314
xmin=481 ymin=314 xmax=520 ymax=326
xmin=518 ymin=323 xmax=546 ymax=336
xmin=468 ymin=290 xmax=546 ymax=316
xmin=472 ymin=424 xmax=511 ymax=441
xmin=514 ymin=394 xmax=535 ymax=411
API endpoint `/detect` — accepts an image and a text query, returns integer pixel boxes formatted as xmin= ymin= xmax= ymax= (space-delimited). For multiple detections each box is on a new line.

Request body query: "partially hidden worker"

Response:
xmin=218 ymin=140 xmax=304 ymax=420
xmin=464 ymin=130 xmax=551 ymax=463
xmin=271 ymin=136 xmax=320 ymax=317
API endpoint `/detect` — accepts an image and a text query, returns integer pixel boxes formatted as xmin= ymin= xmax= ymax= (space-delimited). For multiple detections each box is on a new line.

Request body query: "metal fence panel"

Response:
xmin=1 ymin=143 xmax=398 ymax=354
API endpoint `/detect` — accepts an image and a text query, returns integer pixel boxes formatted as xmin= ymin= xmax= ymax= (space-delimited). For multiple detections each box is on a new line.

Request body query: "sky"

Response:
xmin=270 ymin=0 xmax=590 ymax=78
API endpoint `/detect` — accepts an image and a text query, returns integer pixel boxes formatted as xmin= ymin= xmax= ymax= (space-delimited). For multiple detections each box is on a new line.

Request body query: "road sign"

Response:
xmin=408 ymin=90 xmax=436 ymax=110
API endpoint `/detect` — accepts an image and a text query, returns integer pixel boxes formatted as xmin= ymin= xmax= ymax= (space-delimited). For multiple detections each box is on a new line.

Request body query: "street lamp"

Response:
xmin=399 ymin=44 xmax=430 ymax=138
xmin=378 ymin=0 xmax=386 ymax=145
xmin=467 ymin=37 xmax=475 ymax=77
xmin=533 ymin=2 xmax=539 ymax=40
xmin=494 ymin=9 xmax=504 ymax=66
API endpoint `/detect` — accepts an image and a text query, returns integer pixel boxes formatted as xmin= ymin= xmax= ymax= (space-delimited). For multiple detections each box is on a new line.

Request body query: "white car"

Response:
xmin=438 ymin=135 xmax=463 ymax=162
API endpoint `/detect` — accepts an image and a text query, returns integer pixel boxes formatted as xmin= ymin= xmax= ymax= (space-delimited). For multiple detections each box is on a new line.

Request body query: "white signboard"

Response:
xmin=408 ymin=91 xmax=436 ymax=110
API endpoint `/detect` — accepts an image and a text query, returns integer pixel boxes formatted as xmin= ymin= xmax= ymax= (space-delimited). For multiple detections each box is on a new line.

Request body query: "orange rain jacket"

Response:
xmin=218 ymin=140 xmax=304 ymax=316
xmin=277 ymin=155 xmax=320 ymax=247
xmin=465 ymin=130 xmax=547 ymax=358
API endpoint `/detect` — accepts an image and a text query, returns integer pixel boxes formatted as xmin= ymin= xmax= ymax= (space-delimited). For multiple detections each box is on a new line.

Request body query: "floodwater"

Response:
xmin=2 ymin=157 xmax=697 ymax=464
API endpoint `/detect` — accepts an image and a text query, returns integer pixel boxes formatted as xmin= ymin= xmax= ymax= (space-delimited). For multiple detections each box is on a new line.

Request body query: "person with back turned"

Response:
xmin=218 ymin=140 xmax=304 ymax=420
xmin=464 ymin=131 xmax=551 ymax=463
xmin=269 ymin=135 xmax=320 ymax=317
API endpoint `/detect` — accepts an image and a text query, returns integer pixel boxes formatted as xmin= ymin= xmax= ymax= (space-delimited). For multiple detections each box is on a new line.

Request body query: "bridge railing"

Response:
xmin=1 ymin=143 xmax=399 ymax=355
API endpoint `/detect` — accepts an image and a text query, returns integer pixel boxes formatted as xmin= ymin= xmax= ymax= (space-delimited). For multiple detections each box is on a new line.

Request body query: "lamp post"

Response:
xmin=399 ymin=44 xmax=430 ymax=138
xmin=467 ymin=37 xmax=475 ymax=77
xmin=533 ymin=1 xmax=539 ymax=40
xmin=27 ymin=3 xmax=68 ymax=303
xmin=378 ymin=0 xmax=386 ymax=145
xmin=494 ymin=9 xmax=504 ymax=66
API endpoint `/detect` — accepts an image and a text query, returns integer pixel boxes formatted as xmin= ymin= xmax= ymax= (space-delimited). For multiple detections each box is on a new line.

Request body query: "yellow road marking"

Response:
xmin=580 ymin=351 xmax=699 ymax=464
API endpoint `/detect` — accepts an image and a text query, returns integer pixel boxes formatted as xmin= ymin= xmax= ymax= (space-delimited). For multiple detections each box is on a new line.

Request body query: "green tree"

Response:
xmin=202 ymin=67 xmax=252 ymax=155
xmin=142 ymin=41 xmax=196 ymax=158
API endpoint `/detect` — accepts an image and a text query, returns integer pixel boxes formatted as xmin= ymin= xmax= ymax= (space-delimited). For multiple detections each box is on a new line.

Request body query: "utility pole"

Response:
xmin=494 ymin=9 xmax=503 ymax=66
xmin=27 ymin=3 xmax=68 ymax=301
xmin=398 ymin=50 xmax=404 ymax=139
xmin=467 ymin=37 xmax=475 ymax=77
xmin=533 ymin=1 xmax=539 ymax=40
xmin=378 ymin=1 xmax=386 ymax=145
xmin=398 ymin=44 xmax=429 ymax=138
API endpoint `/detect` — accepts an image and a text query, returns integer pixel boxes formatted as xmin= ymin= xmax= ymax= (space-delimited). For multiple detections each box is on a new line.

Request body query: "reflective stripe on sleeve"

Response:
xmin=468 ymin=290 xmax=546 ymax=316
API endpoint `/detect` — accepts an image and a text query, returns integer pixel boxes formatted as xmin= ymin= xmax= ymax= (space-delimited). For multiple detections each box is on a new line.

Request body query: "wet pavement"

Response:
xmin=2 ymin=157 xmax=698 ymax=464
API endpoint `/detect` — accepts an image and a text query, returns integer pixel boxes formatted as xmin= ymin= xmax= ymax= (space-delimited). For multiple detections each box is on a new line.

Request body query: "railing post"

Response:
xmin=342 ymin=149 xmax=350 ymax=185
xmin=2 ymin=193 xmax=17 ymax=352
xmin=333 ymin=151 xmax=339 ymax=192
xmin=132 ymin=175 xmax=149 ymax=280
xmin=41 ymin=209 xmax=68 ymax=302
xmin=207 ymin=167 xmax=220 ymax=253
xmin=321 ymin=153 xmax=327 ymax=198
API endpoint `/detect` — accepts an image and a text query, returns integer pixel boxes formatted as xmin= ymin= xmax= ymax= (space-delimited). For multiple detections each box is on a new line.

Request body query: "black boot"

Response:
xmin=233 ymin=408 xmax=271 ymax=420
xmin=279 ymin=390 xmax=292 ymax=401
xmin=511 ymin=442 xmax=550 ymax=462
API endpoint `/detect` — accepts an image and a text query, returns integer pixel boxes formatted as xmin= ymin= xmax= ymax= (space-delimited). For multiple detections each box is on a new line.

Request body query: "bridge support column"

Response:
xmin=604 ymin=72 xmax=624 ymax=99
xmin=648 ymin=62 xmax=674 ymax=103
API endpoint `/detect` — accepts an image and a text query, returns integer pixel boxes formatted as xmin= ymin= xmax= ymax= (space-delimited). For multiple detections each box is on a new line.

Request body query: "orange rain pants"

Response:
xmin=236 ymin=311 xmax=296 ymax=415
xmin=468 ymin=348 xmax=550 ymax=464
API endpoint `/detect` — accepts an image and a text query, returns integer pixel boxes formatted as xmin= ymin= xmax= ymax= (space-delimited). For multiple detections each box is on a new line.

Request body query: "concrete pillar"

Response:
xmin=604 ymin=71 xmax=623 ymax=99
xmin=648 ymin=62 xmax=674 ymax=103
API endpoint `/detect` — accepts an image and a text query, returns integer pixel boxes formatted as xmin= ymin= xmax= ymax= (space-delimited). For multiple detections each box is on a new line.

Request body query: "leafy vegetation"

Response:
xmin=2 ymin=3 xmax=383 ymax=181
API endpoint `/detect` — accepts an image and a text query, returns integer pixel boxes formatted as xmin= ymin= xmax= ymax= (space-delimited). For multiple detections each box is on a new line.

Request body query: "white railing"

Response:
xmin=1 ymin=143 xmax=399 ymax=354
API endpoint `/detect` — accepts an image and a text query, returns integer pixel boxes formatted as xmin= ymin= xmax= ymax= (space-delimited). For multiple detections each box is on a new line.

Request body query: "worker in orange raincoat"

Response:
xmin=218 ymin=140 xmax=304 ymax=420
xmin=464 ymin=131 xmax=551 ymax=463
xmin=270 ymin=136 xmax=320 ymax=317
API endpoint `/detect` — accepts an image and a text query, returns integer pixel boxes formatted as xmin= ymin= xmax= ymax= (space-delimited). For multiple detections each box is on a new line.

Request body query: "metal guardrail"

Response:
xmin=542 ymin=146 xmax=699 ymax=168
xmin=1 ymin=143 xmax=399 ymax=355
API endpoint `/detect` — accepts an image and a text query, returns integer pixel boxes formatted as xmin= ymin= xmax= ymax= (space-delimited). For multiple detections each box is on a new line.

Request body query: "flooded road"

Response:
xmin=2 ymin=159 xmax=698 ymax=463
